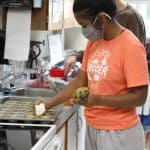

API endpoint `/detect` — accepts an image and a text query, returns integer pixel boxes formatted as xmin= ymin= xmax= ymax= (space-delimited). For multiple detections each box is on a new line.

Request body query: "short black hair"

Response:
xmin=73 ymin=0 xmax=116 ymax=18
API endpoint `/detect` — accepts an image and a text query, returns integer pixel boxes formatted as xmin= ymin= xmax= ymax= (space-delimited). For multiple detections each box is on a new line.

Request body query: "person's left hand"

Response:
xmin=64 ymin=56 xmax=77 ymax=75
xmin=71 ymin=94 xmax=97 ymax=107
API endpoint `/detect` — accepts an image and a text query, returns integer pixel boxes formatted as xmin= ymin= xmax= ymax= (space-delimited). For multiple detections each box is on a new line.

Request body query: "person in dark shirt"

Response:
xmin=64 ymin=0 xmax=146 ymax=74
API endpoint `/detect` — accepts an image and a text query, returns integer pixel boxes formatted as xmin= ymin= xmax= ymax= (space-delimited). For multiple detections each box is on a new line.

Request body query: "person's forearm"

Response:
xmin=47 ymin=77 xmax=86 ymax=108
xmin=90 ymin=88 xmax=147 ymax=108
xmin=75 ymin=51 xmax=84 ymax=63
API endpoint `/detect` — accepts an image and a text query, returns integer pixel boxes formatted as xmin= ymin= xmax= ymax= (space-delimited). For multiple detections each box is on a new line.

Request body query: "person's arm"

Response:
xmin=127 ymin=16 xmax=145 ymax=45
xmin=64 ymin=56 xmax=77 ymax=75
xmin=64 ymin=51 xmax=84 ymax=75
xmin=36 ymin=69 xmax=88 ymax=109
xmin=72 ymin=42 xmax=149 ymax=108
xmin=126 ymin=5 xmax=146 ymax=45
xmin=88 ymin=85 xmax=148 ymax=108
xmin=75 ymin=51 xmax=84 ymax=63
xmin=75 ymin=85 xmax=148 ymax=108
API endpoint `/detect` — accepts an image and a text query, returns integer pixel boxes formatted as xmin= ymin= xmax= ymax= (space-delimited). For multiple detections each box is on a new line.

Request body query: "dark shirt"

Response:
xmin=115 ymin=4 xmax=146 ymax=45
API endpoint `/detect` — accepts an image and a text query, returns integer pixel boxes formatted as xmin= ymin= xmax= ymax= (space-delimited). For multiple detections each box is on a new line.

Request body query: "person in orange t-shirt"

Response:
xmin=35 ymin=0 xmax=149 ymax=149
xmin=64 ymin=0 xmax=146 ymax=74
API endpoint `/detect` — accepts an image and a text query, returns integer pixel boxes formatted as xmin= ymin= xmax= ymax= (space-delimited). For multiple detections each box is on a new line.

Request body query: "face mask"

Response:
xmin=82 ymin=16 xmax=103 ymax=41
xmin=82 ymin=26 xmax=103 ymax=41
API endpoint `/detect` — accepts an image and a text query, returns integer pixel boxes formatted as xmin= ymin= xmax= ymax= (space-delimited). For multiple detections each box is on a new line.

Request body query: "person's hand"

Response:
xmin=34 ymin=99 xmax=50 ymax=116
xmin=64 ymin=56 xmax=77 ymax=75
xmin=35 ymin=99 xmax=51 ymax=109
xmin=71 ymin=97 xmax=91 ymax=107
xmin=71 ymin=94 xmax=97 ymax=107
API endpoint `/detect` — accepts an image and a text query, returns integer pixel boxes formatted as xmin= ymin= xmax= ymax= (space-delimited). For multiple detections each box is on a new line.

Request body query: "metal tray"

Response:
xmin=0 ymin=96 xmax=62 ymax=124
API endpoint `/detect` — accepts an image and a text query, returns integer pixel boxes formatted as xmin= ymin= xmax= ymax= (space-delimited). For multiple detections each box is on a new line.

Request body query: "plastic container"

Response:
xmin=49 ymin=68 xmax=66 ymax=78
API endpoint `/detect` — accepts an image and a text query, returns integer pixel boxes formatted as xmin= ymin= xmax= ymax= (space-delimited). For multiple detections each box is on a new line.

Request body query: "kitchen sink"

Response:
xmin=0 ymin=95 xmax=51 ymax=104
xmin=11 ymin=88 xmax=58 ymax=98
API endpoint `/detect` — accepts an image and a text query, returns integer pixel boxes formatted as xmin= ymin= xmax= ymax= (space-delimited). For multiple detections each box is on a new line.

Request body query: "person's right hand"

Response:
xmin=34 ymin=99 xmax=50 ymax=110
xmin=64 ymin=56 xmax=77 ymax=75
xmin=34 ymin=99 xmax=51 ymax=116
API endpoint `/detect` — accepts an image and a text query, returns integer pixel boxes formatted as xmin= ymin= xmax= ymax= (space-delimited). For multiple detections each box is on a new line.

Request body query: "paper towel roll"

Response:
xmin=4 ymin=8 xmax=31 ymax=61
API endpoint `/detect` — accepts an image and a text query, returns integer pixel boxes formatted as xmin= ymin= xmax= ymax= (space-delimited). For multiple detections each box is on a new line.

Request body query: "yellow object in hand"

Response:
xmin=73 ymin=87 xmax=89 ymax=102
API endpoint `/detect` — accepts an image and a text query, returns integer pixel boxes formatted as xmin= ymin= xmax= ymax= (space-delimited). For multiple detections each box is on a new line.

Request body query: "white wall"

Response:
xmin=31 ymin=30 xmax=51 ymax=58
xmin=64 ymin=27 xmax=87 ymax=51
xmin=0 ymin=7 xmax=3 ymax=28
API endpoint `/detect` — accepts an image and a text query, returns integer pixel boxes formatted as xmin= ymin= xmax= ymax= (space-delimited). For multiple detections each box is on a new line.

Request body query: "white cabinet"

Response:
xmin=77 ymin=106 xmax=86 ymax=150
xmin=42 ymin=108 xmax=86 ymax=150
xmin=63 ymin=0 xmax=75 ymax=29
xmin=43 ymin=135 xmax=64 ymax=150
xmin=48 ymin=0 xmax=63 ymax=30
xmin=48 ymin=0 xmax=77 ymax=30
xmin=67 ymin=107 xmax=86 ymax=150
xmin=67 ymin=112 xmax=78 ymax=150
xmin=43 ymin=125 xmax=65 ymax=150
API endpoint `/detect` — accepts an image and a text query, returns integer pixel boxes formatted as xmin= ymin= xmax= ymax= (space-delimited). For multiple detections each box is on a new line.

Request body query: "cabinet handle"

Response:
xmin=78 ymin=116 xmax=83 ymax=132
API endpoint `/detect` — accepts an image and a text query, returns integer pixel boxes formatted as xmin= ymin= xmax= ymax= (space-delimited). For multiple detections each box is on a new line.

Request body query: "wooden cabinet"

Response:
xmin=31 ymin=0 xmax=49 ymax=30
xmin=2 ymin=0 xmax=77 ymax=30
xmin=2 ymin=0 xmax=48 ymax=30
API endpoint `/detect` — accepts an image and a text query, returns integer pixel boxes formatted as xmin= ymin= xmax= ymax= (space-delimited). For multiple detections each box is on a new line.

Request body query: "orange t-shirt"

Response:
xmin=81 ymin=29 xmax=149 ymax=130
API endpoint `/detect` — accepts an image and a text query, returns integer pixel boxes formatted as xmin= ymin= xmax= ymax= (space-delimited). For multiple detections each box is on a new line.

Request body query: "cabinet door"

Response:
xmin=63 ymin=0 xmax=75 ymax=29
xmin=31 ymin=0 xmax=49 ymax=30
xmin=2 ymin=1 xmax=49 ymax=30
xmin=77 ymin=106 xmax=86 ymax=150
xmin=43 ymin=135 xmax=64 ymax=150
xmin=67 ymin=112 xmax=78 ymax=150
xmin=43 ymin=125 xmax=65 ymax=150
xmin=48 ymin=0 xmax=63 ymax=30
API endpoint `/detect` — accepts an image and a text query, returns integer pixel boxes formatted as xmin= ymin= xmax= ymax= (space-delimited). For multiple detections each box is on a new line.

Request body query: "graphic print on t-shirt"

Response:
xmin=87 ymin=50 xmax=110 ymax=89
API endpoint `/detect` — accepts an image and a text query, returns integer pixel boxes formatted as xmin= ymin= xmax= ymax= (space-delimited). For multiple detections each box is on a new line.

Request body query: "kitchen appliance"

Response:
xmin=0 ymin=96 xmax=62 ymax=150
xmin=0 ymin=0 xmax=42 ymax=8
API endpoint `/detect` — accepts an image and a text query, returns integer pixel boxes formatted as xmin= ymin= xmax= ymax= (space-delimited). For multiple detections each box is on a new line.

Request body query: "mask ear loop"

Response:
xmin=93 ymin=16 xmax=99 ymax=25
xmin=99 ymin=12 xmax=112 ymax=20
xmin=93 ymin=12 xmax=112 ymax=25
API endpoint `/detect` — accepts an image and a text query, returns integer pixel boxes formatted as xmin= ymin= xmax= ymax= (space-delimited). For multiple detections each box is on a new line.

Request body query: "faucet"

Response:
xmin=0 ymin=72 xmax=27 ymax=90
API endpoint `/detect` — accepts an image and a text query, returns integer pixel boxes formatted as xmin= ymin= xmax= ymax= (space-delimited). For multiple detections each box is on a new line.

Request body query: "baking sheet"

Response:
xmin=0 ymin=98 xmax=62 ymax=124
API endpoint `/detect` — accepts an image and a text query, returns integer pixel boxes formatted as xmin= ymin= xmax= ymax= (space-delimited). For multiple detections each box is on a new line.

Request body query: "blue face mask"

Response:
xmin=82 ymin=16 xmax=103 ymax=41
